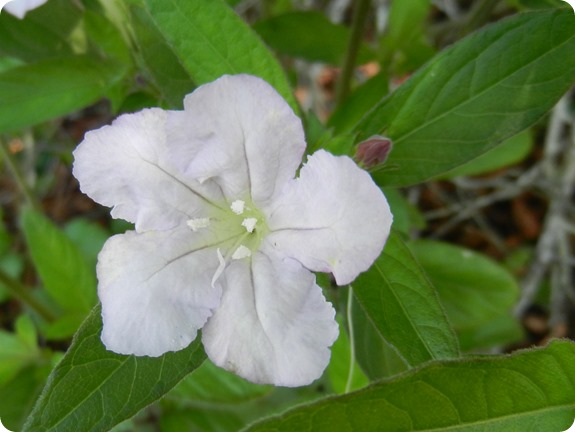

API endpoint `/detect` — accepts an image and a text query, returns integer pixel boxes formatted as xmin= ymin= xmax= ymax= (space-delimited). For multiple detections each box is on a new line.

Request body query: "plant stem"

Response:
xmin=0 ymin=267 xmax=57 ymax=323
xmin=345 ymin=285 xmax=357 ymax=394
xmin=0 ymin=137 xmax=40 ymax=211
xmin=335 ymin=0 xmax=371 ymax=105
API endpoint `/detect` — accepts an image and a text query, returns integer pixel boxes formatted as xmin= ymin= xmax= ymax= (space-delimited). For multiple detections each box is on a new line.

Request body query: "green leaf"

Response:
xmin=144 ymin=0 xmax=298 ymax=112
xmin=84 ymin=10 xmax=131 ymax=65
xmin=245 ymin=340 xmax=575 ymax=431
xmin=383 ymin=188 xmax=426 ymax=235
xmin=21 ymin=209 xmax=96 ymax=314
xmin=510 ymin=0 xmax=567 ymax=10
xmin=440 ymin=130 xmax=533 ymax=178
xmin=327 ymin=318 xmax=369 ymax=394
xmin=328 ymin=72 xmax=389 ymax=135
xmin=0 ymin=0 xmax=82 ymax=62
xmin=458 ymin=314 xmax=524 ymax=352
xmin=410 ymin=240 xmax=519 ymax=332
xmin=353 ymin=232 xmax=459 ymax=367
xmin=160 ymin=409 xmax=245 ymax=432
xmin=410 ymin=240 xmax=522 ymax=351
xmin=129 ymin=5 xmax=195 ymax=108
xmin=253 ymin=11 xmax=373 ymax=65
xmin=171 ymin=359 xmax=270 ymax=404
xmin=23 ymin=305 xmax=207 ymax=432
xmin=0 ymin=316 xmax=40 ymax=386
xmin=42 ymin=313 xmax=87 ymax=341
xmin=356 ymin=10 xmax=575 ymax=186
xmin=63 ymin=219 xmax=109 ymax=270
xmin=351 ymin=295 xmax=408 ymax=380
xmin=380 ymin=0 xmax=435 ymax=74
xmin=0 ymin=55 xmax=126 ymax=133
xmin=0 ymin=254 xmax=24 ymax=303
xmin=0 ymin=364 xmax=52 ymax=431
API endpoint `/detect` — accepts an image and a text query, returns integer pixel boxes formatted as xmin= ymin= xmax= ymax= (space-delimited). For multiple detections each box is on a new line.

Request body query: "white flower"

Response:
xmin=2 ymin=0 xmax=48 ymax=19
xmin=73 ymin=74 xmax=392 ymax=387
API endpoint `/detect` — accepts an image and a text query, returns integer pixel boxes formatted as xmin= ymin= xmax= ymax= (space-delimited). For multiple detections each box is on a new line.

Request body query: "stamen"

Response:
xmin=211 ymin=248 xmax=226 ymax=287
xmin=241 ymin=217 xmax=257 ymax=233
xmin=232 ymin=245 xmax=252 ymax=260
xmin=186 ymin=217 xmax=210 ymax=232
xmin=231 ymin=200 xmax=245 ymax=215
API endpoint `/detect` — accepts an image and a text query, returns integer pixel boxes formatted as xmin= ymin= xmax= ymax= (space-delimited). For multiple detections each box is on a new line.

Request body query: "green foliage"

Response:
xmin=144 ymin=0 xmax=298 ymax=111
xmin=351 ymin=295 xmax=408 ymax=380
xmin=357 ymin=10 xmax=575 ymax=186
xmin=0 ymin=316 xmax=55 ymax=431
xmin=327 ymin=318 xmax=369 ymax=394
xmin=83 ymin=10 xmax=131 ymax=66
xmin=380 ymin=0 xmax=436 ymax=74
xmin=0 ymin=0 xmax=82 ymax=62
xmin=253 ymin=11 xmax=373 ymax=65
xmin=63 ymin=219 xmax=109 ymax=271
xmin=440 ymin=130 xmax=533 ymax=178
xmin=246 ymin=340 xmax=575 ymax=431
xmin=411 ymin=240 xmax=523 ymax=350
xmin=0 ymin=364 xmax=54 ymax=431
xmin=129 ymin=5 xmax=195 ymax=108
xmin=172 ymin=359 xmax=270 ymax=403
xmin=22 ymin=306 xmax=207 ymax=432
xmin=21 ymin=209 xmax=96 ymax=316
xmin=353 ymin=232 xmax=460 ymax=367
xmin=0 ymin=315 xmax=40 ymax=387
xmin=328 ymin=72 xmax=389 ymax=135
xmin=0 ymin=55 xmax=127 ymax=133
xmin=0 ymin=212 xmax=23 ymax=302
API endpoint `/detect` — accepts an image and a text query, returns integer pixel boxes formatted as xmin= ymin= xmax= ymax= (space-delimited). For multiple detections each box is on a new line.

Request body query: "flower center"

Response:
xmin=186 ymin=198 xmax=268 ymax=261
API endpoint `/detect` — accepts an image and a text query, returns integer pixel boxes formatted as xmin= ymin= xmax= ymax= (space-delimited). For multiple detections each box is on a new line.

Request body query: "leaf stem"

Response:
xmin=345 ymin=285 xmax=356 ymax=394
xmin=335 ymin=0 xmax=371 ymax=105
xmin=0 ymin=267 xmax=57 ymax=323
xmin=0 ymin=137 xmax=41 ymax=212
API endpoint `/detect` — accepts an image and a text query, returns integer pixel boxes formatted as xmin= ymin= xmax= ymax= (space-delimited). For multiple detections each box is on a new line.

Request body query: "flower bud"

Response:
xmin=355 ymin=135 xmax=393 ymax=168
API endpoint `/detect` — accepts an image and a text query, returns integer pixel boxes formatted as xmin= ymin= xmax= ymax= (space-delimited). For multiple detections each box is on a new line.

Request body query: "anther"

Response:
xmin=232 ymin=245 xmax=252 ymax=260
xmin=231 ymin=200 xmax=245 ymax=215
xmin=241 ymin=217 xmax=257 ymax=233
xmin=186 ymin=217 xmax=210 ymax=232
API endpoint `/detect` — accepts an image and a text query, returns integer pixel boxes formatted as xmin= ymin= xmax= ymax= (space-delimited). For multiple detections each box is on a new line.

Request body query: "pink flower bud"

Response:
xmin=355 ymin=135 xmax=393 ymax=168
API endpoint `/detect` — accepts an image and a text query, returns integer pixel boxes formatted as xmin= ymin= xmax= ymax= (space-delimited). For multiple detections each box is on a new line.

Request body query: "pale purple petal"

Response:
xmin=166 ymin=75 xmax=306 ymax=205
xmin=265 ymin=150 xmax=393 ymax=285
xmin=98 ymin=227 xmax=223 ymax=357
xmin=202 ymin=247 xmax=338 ymax=387
xmin=73 ymin=108 xmax=225 ymax=233
xmin=3 ymin=0 xmax=48 ymax=18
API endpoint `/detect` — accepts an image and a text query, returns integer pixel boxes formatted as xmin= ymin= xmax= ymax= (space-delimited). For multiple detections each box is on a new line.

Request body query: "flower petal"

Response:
xmin=73 ymin=108 xmax=225 ymax=233
xmin=266 ymin=150 xmax=393 ymax=285
xmin=166 ymin=75 xmax=306 ymax=205
xmin=202 ymin=247 xmax=338 ymax=387
xmin=98 ymin=227 xmax=222 ymax=357
xmin=4 ymin=0 xmax=48 ymax=19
